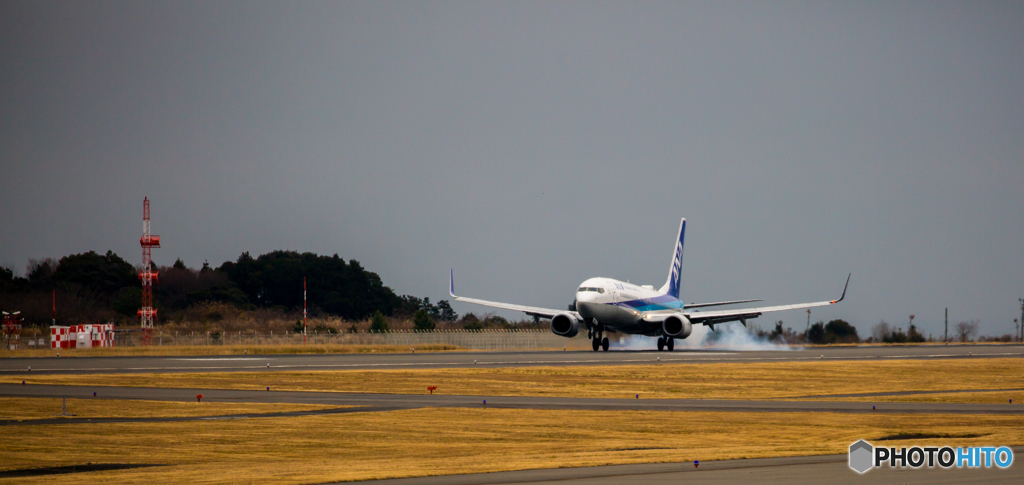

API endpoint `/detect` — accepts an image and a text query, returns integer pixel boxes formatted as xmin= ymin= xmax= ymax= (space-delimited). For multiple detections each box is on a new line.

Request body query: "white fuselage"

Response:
xmin=574 ymin=277 xmax=684 ymax=335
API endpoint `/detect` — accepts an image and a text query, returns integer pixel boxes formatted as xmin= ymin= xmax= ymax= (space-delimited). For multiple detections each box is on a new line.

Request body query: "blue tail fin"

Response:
xmin=659 ymin=218 xmax=686 ymax=298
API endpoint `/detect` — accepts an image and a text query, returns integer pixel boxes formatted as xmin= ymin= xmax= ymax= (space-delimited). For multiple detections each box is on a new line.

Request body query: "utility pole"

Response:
xmin=944 ymin=308 xmax=948 ymax=344
xmin=805 ymin=309 xmax=811 ymax=334
xmin=303 ymin=277 xmax=308 ymax=345
xmin=1019 ymin=298 xmax=1023 ymax=343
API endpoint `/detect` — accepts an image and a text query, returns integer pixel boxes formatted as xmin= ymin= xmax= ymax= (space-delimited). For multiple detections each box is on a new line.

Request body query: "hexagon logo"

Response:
xmin=849 ymin=440 xmax=874 ymax=474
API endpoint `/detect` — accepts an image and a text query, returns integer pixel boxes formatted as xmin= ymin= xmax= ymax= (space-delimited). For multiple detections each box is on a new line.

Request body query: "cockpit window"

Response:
xmin=578 ymin=287 xmax=604 ymax=293
xmin=578 ymin=287 xmax=586 ymax=292
xmin=597 ymin=288 xmax=604 ymax=294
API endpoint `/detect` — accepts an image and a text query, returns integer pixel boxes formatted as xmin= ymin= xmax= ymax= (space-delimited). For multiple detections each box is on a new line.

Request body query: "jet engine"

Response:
xmin=550 ymin=313 xmax=580 ymax=338
xmin=662 ymin=315 xmax=693 ymax=339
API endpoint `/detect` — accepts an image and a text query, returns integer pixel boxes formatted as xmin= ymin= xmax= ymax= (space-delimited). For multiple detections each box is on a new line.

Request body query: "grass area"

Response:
xmin=1 ymin=407 xmax=1021 ymax=484
xmin=0 ymin=397 xmax=337 ymax=421
xmin=0 ymin=343 xmax=464 ymax=358
xmin=8 ymin=358 xmax=1022 ymax=402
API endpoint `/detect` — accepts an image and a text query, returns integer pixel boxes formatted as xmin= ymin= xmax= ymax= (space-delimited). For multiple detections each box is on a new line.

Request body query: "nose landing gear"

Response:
xmin=589 ymin=322 xmax=609 ymax=351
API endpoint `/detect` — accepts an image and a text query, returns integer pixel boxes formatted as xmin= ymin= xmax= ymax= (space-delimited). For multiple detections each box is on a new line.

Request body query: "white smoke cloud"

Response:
xmin=610 ymin=322 xmax=795 ymax=351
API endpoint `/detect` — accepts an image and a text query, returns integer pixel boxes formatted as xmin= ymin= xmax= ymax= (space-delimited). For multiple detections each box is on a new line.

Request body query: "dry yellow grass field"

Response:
xmin=8 ymin=358 xmax=1021 ymax=402
xmin=2 ymin=407 xmax=1022 ymax=484
xmin=0 ymin=397 xmax=337 ymax=420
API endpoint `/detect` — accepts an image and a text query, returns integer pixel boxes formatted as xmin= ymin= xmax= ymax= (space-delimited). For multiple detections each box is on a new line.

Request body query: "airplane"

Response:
xmin=449 ymin=218 xmax=849 ymax=351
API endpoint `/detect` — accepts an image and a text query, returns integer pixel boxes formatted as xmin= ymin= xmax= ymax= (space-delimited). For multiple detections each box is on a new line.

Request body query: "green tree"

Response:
xmin=413 ymin=309 xmax=435 ymax=331
xmin=370 ymin=311 xmax=389 ymax=333
xmin=824 ymin=319 xmax=860 ymax=343
xmin=806 ymin=322 xmax=826 ymax=344
xmin=52 ymin=250 xmax=135 ymax=298
xmin=436 ymin=300 xmax=458 ymax=322
xmin=906 ymin=324 xmax=926 ymax=343
xmin=769 ymin=321 xmax=785 ymax=341
xmin=112 ymin=287 xmax=143 ymax=316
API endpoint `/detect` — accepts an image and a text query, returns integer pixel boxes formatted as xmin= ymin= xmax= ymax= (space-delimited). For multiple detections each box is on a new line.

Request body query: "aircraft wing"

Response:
xmin=684 ymin=274 xmax=850 ymax=329
xmin=683 ymin=299 xmax=762 ymax=309
xmin=449 ymin=270 xmax=575 ymax=320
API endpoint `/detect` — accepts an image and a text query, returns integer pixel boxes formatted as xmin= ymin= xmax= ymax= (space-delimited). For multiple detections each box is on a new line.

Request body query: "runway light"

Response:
xmin=872 ymin=406 xmax=876 ymax=410
xmin=412 ymin=348 xmax=415 ymax=353
xmin=483 ymin=400 xmax=486 ymax=405
xmin=27 ymin=366 xmax=31 ymax=371
xmin=21 ymin=381 xmax=25 ymax=385
xmin=93 ymin=392 xmax=96 ymax=397
xmin=267 ymin=387 xmax=270 ymax=391
xmin=474 ymin=360 xmax=477 ymax=365
xmin=636 ymin=394 xmax=639 ymax=399
xmin=197 ymin=394 xmax=203 ymax=402
xmin=657 ymin=357 xmax=660 ymax=362
xmin=694 ymin=460 xmax=699 ymax=469
xmin=267 ymin=363 xmax=270 ymax=368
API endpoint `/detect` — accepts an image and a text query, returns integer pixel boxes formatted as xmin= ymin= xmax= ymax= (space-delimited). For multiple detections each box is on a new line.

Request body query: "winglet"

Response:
xmin=830 ymin=273 xmax=851 ymax=304
xmin=449 ymin=269 xmax=456 ymax=297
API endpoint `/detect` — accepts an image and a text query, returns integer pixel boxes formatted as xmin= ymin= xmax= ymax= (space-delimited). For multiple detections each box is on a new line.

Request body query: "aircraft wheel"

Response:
xmin=601 ymin=337 xmax=610 ymax=351
xmin=657 ymin=337 xmax=665 ymax=351
xmin=592 ymin=337 xmax=600 ymax=352
xmin=666 ymin=337 xmax=674 ymax=351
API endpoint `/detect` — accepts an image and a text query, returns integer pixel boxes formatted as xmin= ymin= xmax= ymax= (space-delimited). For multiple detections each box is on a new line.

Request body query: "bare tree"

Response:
xmin=954 ymin=320 xmax=979 ymax=342
xmin=871 ymin=321 xmax=891 ymax=342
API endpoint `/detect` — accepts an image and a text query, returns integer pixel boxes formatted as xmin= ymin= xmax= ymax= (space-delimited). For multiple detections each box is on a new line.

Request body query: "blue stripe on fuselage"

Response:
xmin=611 ymin=294 xmax=684 ymax=312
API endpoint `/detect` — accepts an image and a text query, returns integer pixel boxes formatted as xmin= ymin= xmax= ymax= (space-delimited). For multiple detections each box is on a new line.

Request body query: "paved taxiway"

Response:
xmin=2 ymin=344 xmax=1021 ymax=375
xmin=346 ymin=451 xmax=1024 ymax=485
xmin=3 ymin=383 xmax=1021 ymax=423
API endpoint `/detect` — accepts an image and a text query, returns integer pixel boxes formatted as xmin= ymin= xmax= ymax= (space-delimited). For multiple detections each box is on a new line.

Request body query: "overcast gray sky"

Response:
xmin=1 ymin=1 xmax=1022 ymax=337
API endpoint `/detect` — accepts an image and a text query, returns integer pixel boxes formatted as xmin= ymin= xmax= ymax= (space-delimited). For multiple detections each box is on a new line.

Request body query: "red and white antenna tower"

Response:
xmin=138 ymin=197 xmax=161 ymax=345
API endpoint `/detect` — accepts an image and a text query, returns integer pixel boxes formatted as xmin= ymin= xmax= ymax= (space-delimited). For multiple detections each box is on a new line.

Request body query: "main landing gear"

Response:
xmin=657 ymin=336 xmax=674 ymax=351
xmin=589 ymin=324 xmax=610 ymax=352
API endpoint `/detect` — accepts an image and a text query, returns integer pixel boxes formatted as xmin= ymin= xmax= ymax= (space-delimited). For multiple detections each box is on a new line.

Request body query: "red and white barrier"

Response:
xmin=91 ymin=323 xmax=114 ymax=348
xmin=50 ymin=324 xmax=116 ymax=349
xmin=51 ymin=326 xmax=71 ymax=349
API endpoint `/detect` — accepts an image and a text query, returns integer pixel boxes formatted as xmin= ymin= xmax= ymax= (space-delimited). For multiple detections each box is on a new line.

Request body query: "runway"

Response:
xmin=344 ymin=451 xmax=1024 ymax=485
xmin=2 ymin=343 xmax=1021 ymax=375
xmin=3 ymin=383 xmax=1021 ymax=423
xmin=4 ymin=345 xmax=1021 ymax=484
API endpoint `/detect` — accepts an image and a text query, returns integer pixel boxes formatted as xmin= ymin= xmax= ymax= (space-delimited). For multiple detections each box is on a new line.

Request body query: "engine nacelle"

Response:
xmin=662 ymin=315 xmax=693 ymax=339
xmin=550 ymin=313 xmax=580 ymax=338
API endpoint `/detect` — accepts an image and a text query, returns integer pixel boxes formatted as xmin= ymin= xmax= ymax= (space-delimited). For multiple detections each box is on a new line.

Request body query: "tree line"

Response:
xmin=0 ymin=249 xmax=459 ymax=327
xmin=747 ymin=318 xmax=994 ymax=344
